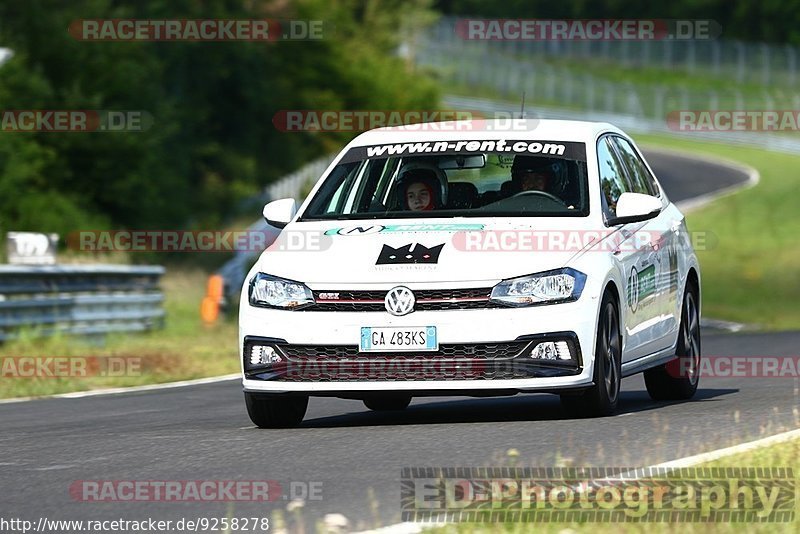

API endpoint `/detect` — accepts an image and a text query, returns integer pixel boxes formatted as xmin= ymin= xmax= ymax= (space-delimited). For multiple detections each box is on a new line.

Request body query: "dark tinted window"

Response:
xmin=597 ymin=137 xmax=629 ymax=217
xmin=302 ymin=148 xmax=590 ymax=220
xmin=610 ymin=136 xmax=659 ymax=197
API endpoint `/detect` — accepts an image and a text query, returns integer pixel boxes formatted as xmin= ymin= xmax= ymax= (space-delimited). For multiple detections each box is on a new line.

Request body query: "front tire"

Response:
xmin=644 ymin=285 xmax=701 ymax=400
xmin=244 ymin=393 xmax=308 ymax=428
xmin=561 ymin=293 xmax=622 ymax=417
xmin=363 ymin=395 xmax=412 ymax=411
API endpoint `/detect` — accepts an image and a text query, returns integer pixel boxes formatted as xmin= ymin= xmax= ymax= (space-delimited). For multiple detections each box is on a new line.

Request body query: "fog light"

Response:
xmin=249 ymin=345 xmax=282 ymax=366
xmin=530 ymin=341 xmax=572 ymax=361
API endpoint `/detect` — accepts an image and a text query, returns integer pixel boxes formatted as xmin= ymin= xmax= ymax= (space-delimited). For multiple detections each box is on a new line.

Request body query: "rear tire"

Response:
xmin=244 ymin=393 xmax=308 ymax=428
xmin=560 ymin=293 xmax=622 ymax=417
xmin=644 ymin=285 xmax=701 ymax=401
xmin=363 ymin=395 xmax=412 ymax=411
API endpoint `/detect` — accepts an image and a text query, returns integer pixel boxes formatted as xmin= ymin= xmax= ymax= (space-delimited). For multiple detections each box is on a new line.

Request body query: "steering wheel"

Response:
xmin=511 ymin=190 xmax=566 ymax=205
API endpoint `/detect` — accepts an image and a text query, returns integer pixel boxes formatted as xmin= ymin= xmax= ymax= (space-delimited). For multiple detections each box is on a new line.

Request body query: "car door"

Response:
xmin=609 ymin=135 xmax=679 ymax=354
xmin=596 ymin=135 xmax=654 ymax=362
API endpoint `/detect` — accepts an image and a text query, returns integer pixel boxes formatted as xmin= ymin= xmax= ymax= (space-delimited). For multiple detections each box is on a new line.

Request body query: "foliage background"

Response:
xmin=0 ymin=0 xmax=439 ymax=239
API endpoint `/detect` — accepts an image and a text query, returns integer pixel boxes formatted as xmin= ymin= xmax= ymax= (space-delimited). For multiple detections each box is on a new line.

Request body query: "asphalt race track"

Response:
xmin=2 ymin=151 xmax=797 ymax=531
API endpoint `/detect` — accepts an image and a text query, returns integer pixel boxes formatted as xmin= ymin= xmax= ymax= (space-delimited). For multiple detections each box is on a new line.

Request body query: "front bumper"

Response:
xmin=239 ymin=299 xmax=598 ymax=395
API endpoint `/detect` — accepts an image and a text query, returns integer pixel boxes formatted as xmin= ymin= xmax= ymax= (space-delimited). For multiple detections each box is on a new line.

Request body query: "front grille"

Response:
xmin=310 ymin=288 xmax=502 ymax=312
xmin=278 ymin=342 xmax=528 ymax=361
xmin=243 ymin=334 xmax=582 ymax=382
xmin=259 ymin=341 xmax=571 ymax=381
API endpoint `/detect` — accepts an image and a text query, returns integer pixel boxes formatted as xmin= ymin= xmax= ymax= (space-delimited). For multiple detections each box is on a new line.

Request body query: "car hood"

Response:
xmin=254 ymin=217 xmax=603 ymax=286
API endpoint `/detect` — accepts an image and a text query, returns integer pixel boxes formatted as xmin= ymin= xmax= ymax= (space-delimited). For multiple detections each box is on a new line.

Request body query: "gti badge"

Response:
xmin=384 ymin=286 xmax=415 ymax=316
xmin=376 ymin=243 xmax=444 ymax=265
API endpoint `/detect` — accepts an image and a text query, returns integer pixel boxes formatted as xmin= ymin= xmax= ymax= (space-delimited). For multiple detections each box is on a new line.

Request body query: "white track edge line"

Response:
xmin=650 ymin=427 xmax=800 ymax=469
xmin=0 ymin=374 xmax=240 ymax=404
xmin=641 ymin=146 xmax=761 ymax=214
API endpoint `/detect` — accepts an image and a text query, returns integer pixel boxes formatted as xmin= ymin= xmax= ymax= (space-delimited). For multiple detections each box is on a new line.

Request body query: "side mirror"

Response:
xmin=263 ymin=198 xmax=297 ymax=229
xmin=607 ymin=192 xmax=662 ymax=226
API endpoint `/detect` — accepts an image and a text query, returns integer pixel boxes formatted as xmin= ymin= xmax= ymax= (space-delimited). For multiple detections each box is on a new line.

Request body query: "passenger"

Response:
xmin=405 ymin=181 xmax=434 ymax=211
xmin=398 ymin=170 xmax=443 ymax=211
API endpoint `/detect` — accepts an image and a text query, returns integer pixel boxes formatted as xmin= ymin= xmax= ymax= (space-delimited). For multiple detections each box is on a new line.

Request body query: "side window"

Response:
xmin=596 ymin=137 xmax=629 ymax=218
xmin=325 ymin=181 xmax=347 ymax=213
xmin=611 ymin=137 xmax=659 ymax=197
xmin=305 ymin=161 xmax=359 ymax=214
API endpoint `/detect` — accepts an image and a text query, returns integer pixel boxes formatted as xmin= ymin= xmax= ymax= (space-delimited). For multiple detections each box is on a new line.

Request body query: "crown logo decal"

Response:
xmin=376 ymin=243 xmax=445 ymax=264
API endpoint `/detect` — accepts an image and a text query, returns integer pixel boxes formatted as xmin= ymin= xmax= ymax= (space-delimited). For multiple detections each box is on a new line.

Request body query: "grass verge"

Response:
xmin=425 ymin=436 xmax=800 ymax=534
xmin=634 ymin=135 xmax=800 ymax=330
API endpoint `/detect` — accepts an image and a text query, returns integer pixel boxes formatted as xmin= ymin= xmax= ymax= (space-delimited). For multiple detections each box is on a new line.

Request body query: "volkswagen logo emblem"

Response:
xmin=384 ymin=286 xmax=415 ymax=316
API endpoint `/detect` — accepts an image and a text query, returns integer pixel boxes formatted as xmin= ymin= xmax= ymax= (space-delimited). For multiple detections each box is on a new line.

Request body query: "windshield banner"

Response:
xmin=341 ymin=139 xmax=587 ymax=163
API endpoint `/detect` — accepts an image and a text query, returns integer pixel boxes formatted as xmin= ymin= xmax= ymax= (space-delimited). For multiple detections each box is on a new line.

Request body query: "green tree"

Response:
xmin=0 ymin=0 xmax=439 ymax=239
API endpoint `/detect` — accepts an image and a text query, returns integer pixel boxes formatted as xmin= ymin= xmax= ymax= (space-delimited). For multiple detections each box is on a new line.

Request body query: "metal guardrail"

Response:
xmin=443 ymin=95 xmax=800 ymax=155
xmin=0 ymin=265 xmax=165 ymax=341
xmin=418 ymin=18 xmax=800 ymax=125
xmin=428 ymin=16 xmax=800 ymax=87
xmin=264 ymin=155 xmax=336 ymax=202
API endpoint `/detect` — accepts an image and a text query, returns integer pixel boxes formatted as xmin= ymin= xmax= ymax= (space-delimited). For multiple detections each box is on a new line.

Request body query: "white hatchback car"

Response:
xmin=239 ymin=120 xmax=701 ymax=427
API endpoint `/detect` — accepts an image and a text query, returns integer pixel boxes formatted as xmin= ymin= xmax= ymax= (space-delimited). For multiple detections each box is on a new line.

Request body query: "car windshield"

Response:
xmin=300 ymin=139 xmax=590 ymax=220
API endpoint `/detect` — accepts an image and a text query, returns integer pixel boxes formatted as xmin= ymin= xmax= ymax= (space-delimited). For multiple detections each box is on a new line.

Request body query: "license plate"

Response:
xmin=360 ymin=326 xmax=437 ymax=352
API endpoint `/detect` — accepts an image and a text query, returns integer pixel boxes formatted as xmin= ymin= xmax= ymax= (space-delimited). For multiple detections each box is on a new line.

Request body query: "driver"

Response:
xmin=519 ymin=169 xmax=553 ymax=192
xmin=510 ymin=156 xmax=555 ymax=194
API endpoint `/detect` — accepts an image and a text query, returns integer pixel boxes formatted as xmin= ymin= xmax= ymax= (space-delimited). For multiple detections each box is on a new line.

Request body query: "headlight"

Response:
xmin=490 ymin=268 xmax=586 ymax=306
xmin=249 ymin=273 xmax=315 ymax=309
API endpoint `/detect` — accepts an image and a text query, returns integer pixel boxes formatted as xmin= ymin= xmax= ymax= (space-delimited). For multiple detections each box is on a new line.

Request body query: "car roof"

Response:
xmin=347 ymin=118 xmax=627 ymax=147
